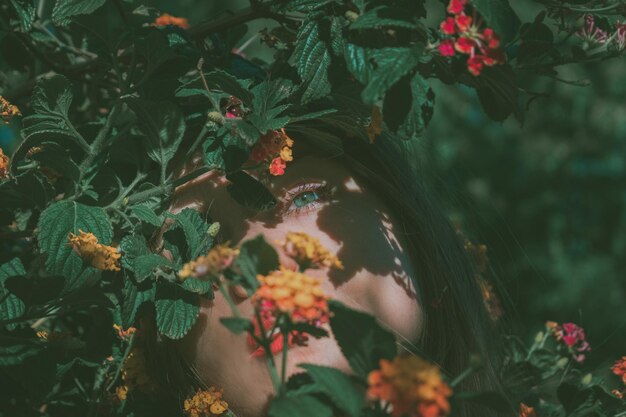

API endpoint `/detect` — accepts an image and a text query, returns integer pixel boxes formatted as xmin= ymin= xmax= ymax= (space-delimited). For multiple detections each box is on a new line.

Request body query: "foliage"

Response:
xmin=0 ymin=0 xmax=625 ymax=416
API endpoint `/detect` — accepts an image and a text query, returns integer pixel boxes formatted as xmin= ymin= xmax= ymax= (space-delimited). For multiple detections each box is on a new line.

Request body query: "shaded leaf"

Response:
xmin=234 ymin=235 xmax=279 ymax=291
xmin=226 ymin=171 xmax=277 ymax=212
xmin=0 ymin=258 xmax=26 ymax=329
xmin=155 ymin=283 xmax=200 ymax=339
xmin=220 ymin=317 xmax=253 ymax=334
xmin=52 ymin=0 xmax=107 ymax=26
xmin=293 ymin=18 xmax=332 ymax=104
xmin=299 ymin=364 xmax=364 ymax=417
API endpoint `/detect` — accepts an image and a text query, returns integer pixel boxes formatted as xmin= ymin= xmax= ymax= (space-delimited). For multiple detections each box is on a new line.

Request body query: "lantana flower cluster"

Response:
xmin=67 ymin=230 xmax=121 ymax=271
xmin=0 ymin=148 xmax=9 ymax=180
xmin=281 ymin=231 xmax=343 ymax=270
xmin=367 ymin=355 xmax=452 ymax=417
xmin=252 ymin=267 xmax=330 ymax=325
xmin=438 ymin=0 xmax=506 ymax=76
xmin=249 ymin=128 xmax=295 ymax=176
xmin=612 ymin=356 xmax=626 ymax=385
xmin=153 ymin=13 xmax=190 ymax=29
xmin=178 ymin=244 xmax=240 ymax=281
xmin=183 ymin=388 xmax=229 ymax=417
xmin=1 ymin=96 xmax=20 ymax=124
xmin=546 ymin=321 xmax=591 ymax=363
xmin=575 ymin=14 xmax=626 ymax=51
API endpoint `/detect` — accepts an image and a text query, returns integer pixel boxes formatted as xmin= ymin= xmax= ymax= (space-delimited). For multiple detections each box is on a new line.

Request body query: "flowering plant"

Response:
xmin=0 ymin=1 xmax=625 ymax=417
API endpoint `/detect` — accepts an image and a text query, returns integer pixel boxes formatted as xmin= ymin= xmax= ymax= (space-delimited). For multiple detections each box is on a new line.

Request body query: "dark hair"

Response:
xmin=142 ymin=127 xmax=506 ymax=416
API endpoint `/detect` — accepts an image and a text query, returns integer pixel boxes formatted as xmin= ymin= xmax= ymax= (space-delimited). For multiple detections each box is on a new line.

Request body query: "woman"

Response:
xmin=144 ymin=127 xmax=502 ymax=417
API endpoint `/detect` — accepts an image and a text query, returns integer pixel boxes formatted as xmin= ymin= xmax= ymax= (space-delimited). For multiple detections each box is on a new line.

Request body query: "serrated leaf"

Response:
xmin=177 ymin=70 xmax=254 ymax=105
xmin=472 ymin=0 xmax=520 ymax=44
xmin=134 ymin=254 xmax=171 ymax=281
xmin=52 ymin=0 xmax=107 ymax=26
xmin=9 ymin=0 xmax=36 ymax=31
xmin=130 ymin=204 xmax=162 ymax=226
xmin=328 ymin=300 xmax=397 ymax=377
xmin=181 ymin=278 xmax=214 ymax=297
xmin=220 ymin=317 xmax=253 ymax=334
xmin=299 ymin=364 xmax=364 ymax=417
xmin=350 ymin=6 xmax=419 ymax=30
xmin=270 ymin=393 xmax=333 ymax=417
xmin=293 ymin=18 xmax=332 ymax=104
xmin=126 ymin=99 xmax=185 ymax=173
xmin=383 ymin=72 xmax=435 ymax=139
xmin=226 ymin=171 xmax=277 ymax=212
xmin=155 ymin=283 xmax=200 ymax=339
xmin=247 ymin=79 xmax=294 ymax=134
xmin=234 ymin=235 xmax=279 ymax=291
xmin=121 ymin=277 xmax=155 ymax=328
xmin=166 ymin=208 xmax=212 ymax=259
xmin=274 ymin=0 xmax=335 ymax=13
xmin=0 ymin=258 xmax=26 ymax=329
xmin=37 ymin=201 xmax=112 ymax=291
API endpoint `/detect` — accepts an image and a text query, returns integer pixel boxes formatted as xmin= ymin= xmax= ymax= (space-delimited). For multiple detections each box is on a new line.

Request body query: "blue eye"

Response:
xmin=292 ymin=191 xmax=319 ymax=208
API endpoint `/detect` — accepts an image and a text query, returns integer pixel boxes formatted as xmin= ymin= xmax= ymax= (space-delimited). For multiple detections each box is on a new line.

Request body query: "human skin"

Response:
xmin=173 ymin=154 xmax=422 ymax=417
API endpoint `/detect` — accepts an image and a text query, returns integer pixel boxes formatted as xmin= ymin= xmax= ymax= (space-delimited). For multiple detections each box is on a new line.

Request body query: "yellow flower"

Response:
xmin=367 ymin=106 xmax=383 ymax=144
xmin=0 ymin=147 xmax=10 ymax=179
xmin=282 ymin=231 xmax=343 ymax=270
xmin=183 ymin=388 xmax=229 ymax=417
xmin=67 ymin=230 xmax=121 ymax=271
xmin=253 ymin=267 xmax=329 ymax=323
xmin=279 ymin=145 xmax=293 ymax=162
xmin=115 ymin=385 xmax=128 ymax=401
xmin=178 ymin=244 xmax=239 ymax=280
xmin=367 ymin=355 xmax=452 ymax=417
xmin=0 ymin=96 xmax=21 ymax=124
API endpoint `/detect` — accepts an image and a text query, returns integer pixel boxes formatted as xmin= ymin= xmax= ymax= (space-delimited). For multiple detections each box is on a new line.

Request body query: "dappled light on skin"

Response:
xmin=172 ymin=154 xmax=422 ymax=417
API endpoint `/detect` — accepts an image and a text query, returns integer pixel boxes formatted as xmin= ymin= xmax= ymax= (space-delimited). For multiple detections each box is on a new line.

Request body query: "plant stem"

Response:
xmin=216 ymin=279 xmax=242 ymax=319
xmin=105 ymin=333 xmax=136 ymax=391
xmin=254 ymin=309 xmax=281 ymax=392
xmin=280 ymin=326 xmax=289 ymax=388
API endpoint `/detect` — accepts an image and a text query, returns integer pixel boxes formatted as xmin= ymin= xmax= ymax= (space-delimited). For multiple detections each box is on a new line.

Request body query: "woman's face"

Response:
xmin=174 ymin=153 xmax=422 ymax=417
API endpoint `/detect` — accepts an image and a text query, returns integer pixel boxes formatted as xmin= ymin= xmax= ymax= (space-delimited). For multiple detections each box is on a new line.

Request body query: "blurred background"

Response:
xmin=1 ymin=0 xmax=624 ymax=371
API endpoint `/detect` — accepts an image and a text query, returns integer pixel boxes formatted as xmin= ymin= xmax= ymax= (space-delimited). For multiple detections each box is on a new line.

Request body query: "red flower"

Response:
xmin=269 ymin=157 xmax=286 ymax=176
xmin=611 ymin=356 xmax=626 ymax=384
xmin=440 ymin=17 xmax=456 ymax=35
xmin=482 ymin=28 xmax=501 ymax=49
xmin=467 ymin=56 xmax=485 ymax=76
xmin=438 ymin=39 xmax=455 ymax=56
xmin=455 ymin=14 xmax=472 ymax=32
xmin=447 ymin=0 xmax=467 ymax=15
xmin=454 ymin=37 xmax=475 ymax=54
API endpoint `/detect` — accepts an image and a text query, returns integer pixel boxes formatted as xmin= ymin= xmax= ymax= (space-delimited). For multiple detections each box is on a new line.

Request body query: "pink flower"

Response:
xmin=550 ymin=322 xmax=591 ymax=363
xmin=440 ymin=17 xmax=456 ymax=35
xmin=454 ymin=37 xmax=475 ymax=54
xmin=482 ymin=28 xmax=501 ymax=49
xmin=438 ymin=39 xmax=456 ymax=56
xmin=467 ymin=56 xmax=485 ymax=76
xmin=447 ymin=0 xmax=467 ymax=15
xmin=577 ymin=14 xmax=608 ymax=45
xmin=455 ymin=14 xmax=472 ymax=32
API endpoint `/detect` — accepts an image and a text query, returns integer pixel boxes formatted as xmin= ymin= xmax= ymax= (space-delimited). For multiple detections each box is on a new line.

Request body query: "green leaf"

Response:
xmin=0 ymin=172 xmax=54 ymax=209
xmin=126 ymin=99 xmax=186 ymax=174
xmin=121 ymin=277 xmax=155 ymax=328
xmin=0 ymin=338 xmax=42 ymax=366
xmin=37 ymin=201 xmax=112 ymax=291
xmin=0 ymin=258 xmax=26 ymax=329
xmin=155 ymin=283 xmax=200 ymax=339
xmin=328 ymin=300 xmax=397 ymax=377
xmin=52 ymin=0 xmax=107 ymax=26
xmin=166 ymin=208 xmax=212 ymax=259
xmin=383 ymin=72 xmax=435 ymax=139
xmin=299 ymin=364 xmax=364 ymax=417
xmin=471 ymin=0 xmax=520 ymax=43
xmin=475 ymin=65 xmax=518 ymax=122
xmin=269 ymin=393 xmax=333 ymax=417
xmin=345 ymin=44 xmax=424 ymax=105
xmin=220 ymin=317 xmax=253 ymax=335
xmin=293 ymin=18 xmax=332 ymax=104
xmin=226 ymin=171 xmax=277 ymax=212
xmin=177 ymin=70 xmax=254 ymax=105
xmin=274 ymin=0 xmax=335 ymax=13
xmin=248 ymin=79 xmax=294 ymax=133
xmin=350 ymin=6 xmax=419 ymax=30
xmin=9 ymin=0 xmax=36 ymax=31
xmin=134 ymin=254 xmax=171 ymax=281
xmin=130 ymin=204 xmax=162 ymax=226
xmin=181 ymin=278 xmax=214 ymax=297
xmin=234 ymin=235 xmax=279 ymax=291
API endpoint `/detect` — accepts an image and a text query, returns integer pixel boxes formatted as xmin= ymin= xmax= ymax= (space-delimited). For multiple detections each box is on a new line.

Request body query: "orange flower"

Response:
xmin=367 ymin=355 xmax=452 ymax=417
xmin=1 ymin=96 xmax=20 ymax=124
xmin=0 ymin=148 xmax=9 ymax=179
xmin=178 ymin=244 xmax=239 ymax=281
xmin=269 ymin=156 xmax=286 ymax=176
xmin=153 ymin=13 xmax=189 ymax=29
xmin=67 ymin=230 xmax=121 ymax=271
xmin=250 ymin=128 xmax=295 ymax=175
xmin=253 ymin=267 xmax=329 ymax=324
xmin=113 ymin=324 xmax=137 ymax=340
xmin=519 ymin=403 xmax=537 ymax=417
xmin=612 ymin=356 xmax=626 ymax=385
xmin=183 ymin=388 xmax=229 ymax=417
xmin=281 ymin=231 xmax=343 ymax=270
